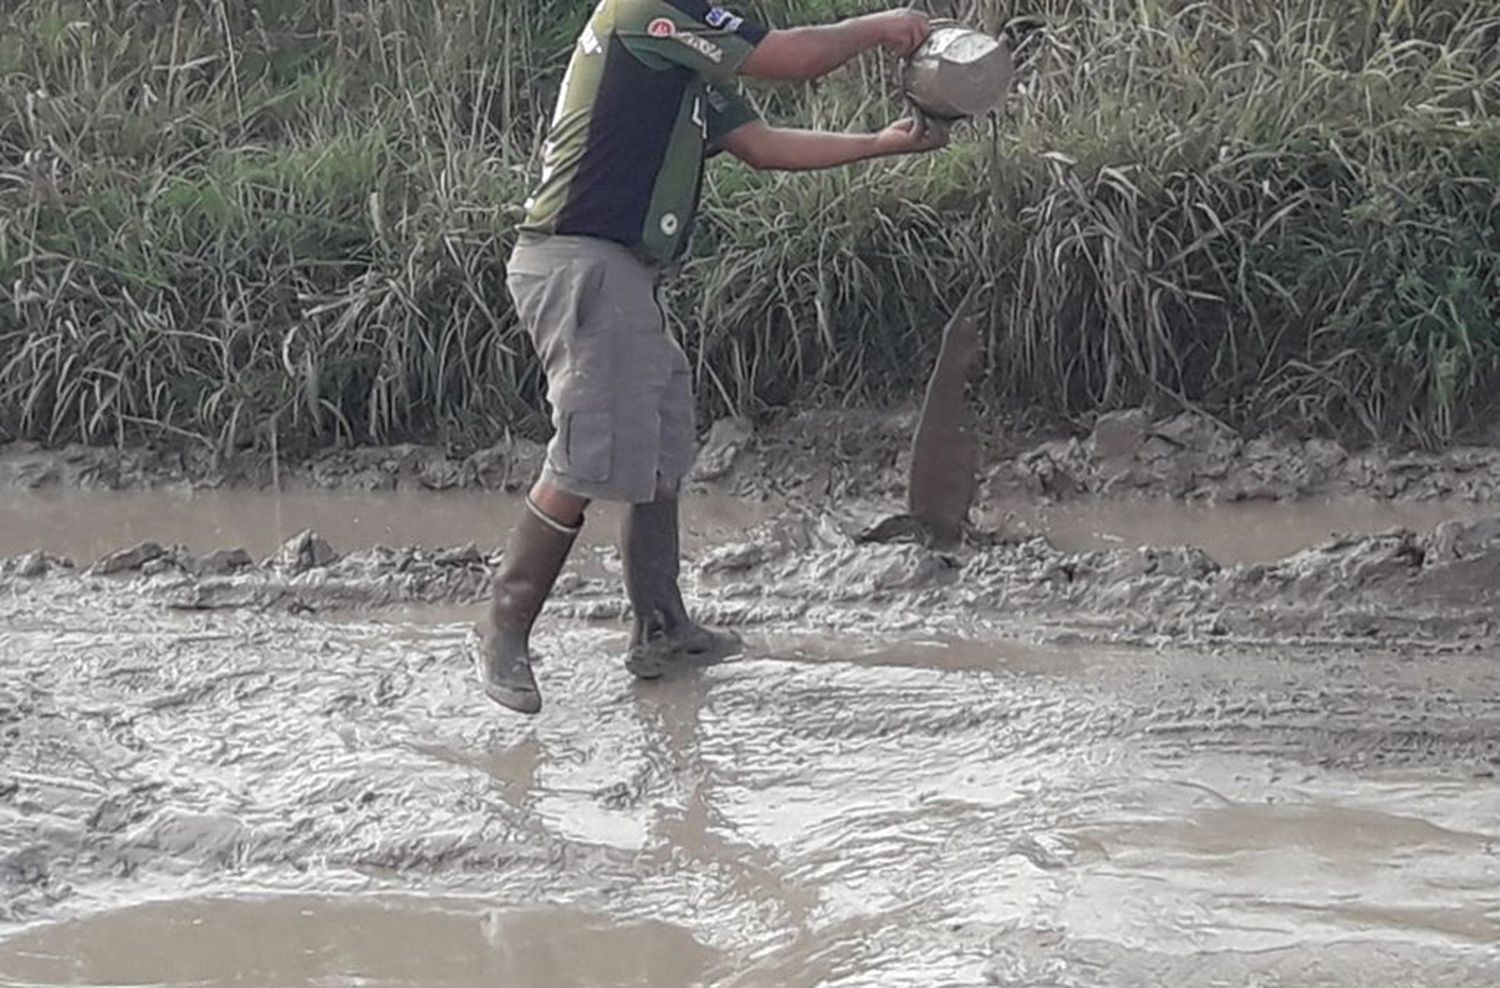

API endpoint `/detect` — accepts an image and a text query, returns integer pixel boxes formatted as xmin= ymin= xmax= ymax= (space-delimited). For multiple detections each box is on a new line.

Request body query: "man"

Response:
xmin=481 ymin=1 xmax=946 ymax=714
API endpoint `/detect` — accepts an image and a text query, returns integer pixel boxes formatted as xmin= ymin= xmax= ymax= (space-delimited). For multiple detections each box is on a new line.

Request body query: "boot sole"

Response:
xmin=472 ymin=630 xmax=543 ymax=714
xmin=625 ymin=655 xmax=667 ymax=680
xmin=626 ymin=633 xmax=744 ymax=680
xmin=482 ymin=681 xmax=542 ymax=715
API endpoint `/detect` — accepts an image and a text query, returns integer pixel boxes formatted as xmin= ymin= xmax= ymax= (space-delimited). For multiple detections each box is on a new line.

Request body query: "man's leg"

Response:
xmin=620 ymin=478 xmax=742 ymax=679
xmin=617 ymin=288 xmax=741 ymax=678
xmin=476 ymin=479 xmax=589 ymax=714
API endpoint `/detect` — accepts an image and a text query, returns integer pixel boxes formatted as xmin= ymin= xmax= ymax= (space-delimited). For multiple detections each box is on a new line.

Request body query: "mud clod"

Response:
xmin=136 ymin=811 xmax=254 ymax=866
xmin=188 ymin=548 xmax=256 ymax=576
xmin=691 ymin=417 xmax=754 ymax=482
xmin=0 ymin=848 xmax=48 ymax=890
xmin=434 ymin=543 xmax=485 ymax=567
xmin=1092 ymin=409 xmax=1149 ymax=464
xmin=12 ymin=552 xmax=47 ymax=578
xmin=268 ymin=530 xmax=340 ymax=574
xmin=91 ymin=542 xmax=166 ymax=576
xmin=1427 ymin=517 xmax=1500 ymax=563
xmin=4 ymin=551 xmax=71 ymax=578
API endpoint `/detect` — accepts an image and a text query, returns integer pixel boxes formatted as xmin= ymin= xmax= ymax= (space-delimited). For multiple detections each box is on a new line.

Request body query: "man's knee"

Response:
xmin=529 ymin=478 xmax=589 ymax=527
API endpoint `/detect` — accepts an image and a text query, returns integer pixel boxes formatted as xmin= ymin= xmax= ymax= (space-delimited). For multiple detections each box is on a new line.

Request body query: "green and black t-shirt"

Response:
xmin=519 ymin=1 xmax=768 ymax=264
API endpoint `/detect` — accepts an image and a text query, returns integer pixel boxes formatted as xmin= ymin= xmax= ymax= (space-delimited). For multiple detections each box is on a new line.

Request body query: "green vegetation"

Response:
xmin=2 ymin=0 xmax=1497 ymax=454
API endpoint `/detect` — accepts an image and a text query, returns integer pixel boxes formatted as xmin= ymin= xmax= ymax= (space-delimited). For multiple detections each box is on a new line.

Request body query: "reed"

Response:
xmin=2 ymin=0 xmax=1496 ymax=453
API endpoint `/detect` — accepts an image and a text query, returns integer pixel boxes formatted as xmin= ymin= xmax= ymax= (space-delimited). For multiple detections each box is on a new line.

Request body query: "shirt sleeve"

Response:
xmin=704 ymin=84 xmax=759 ymax=152
xmin=616 ymin=1 xmax=769 ymax=84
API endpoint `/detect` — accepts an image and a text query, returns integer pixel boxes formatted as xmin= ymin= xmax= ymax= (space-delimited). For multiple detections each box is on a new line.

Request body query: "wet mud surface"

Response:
xmin=3 ymin=422 xmax=1500 ymax=985
xmin=6 ymin=505 xmax=1495 ymax=646
xmin=2 ymin=594 xmax=1498 ymax=985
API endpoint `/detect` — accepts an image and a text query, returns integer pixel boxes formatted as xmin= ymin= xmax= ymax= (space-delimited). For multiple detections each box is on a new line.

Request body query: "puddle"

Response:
xmin=984 ymin=495 xmax=1497 ymax=564
xmin=0 ymin=897 xmax=717 ymax=987
xmin=305 ymin=602 xmax=492 ymax=631
xmin=0 ymin=489 xmax=774 ymax=562
xmin=751 ymin=630 xmax=1093 ymax=677
xmin=1 ymin=485 xmax=1492 ymax=569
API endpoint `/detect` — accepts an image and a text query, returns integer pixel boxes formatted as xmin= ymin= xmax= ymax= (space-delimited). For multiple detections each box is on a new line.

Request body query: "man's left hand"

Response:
xmin=866 ymin=8 xmax=932 ymax=58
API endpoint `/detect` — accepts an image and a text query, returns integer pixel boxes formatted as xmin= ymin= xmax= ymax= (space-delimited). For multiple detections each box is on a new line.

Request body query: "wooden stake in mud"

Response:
xmin=907 ymin=283 xmax=983 ymax=548
xmin=860 ymin=283 xmax=984 ymax=549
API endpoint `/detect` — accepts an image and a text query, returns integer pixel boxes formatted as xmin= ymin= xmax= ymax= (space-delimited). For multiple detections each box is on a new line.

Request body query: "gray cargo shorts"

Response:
xmin=506 ymin=234 xmax=696 ymax=503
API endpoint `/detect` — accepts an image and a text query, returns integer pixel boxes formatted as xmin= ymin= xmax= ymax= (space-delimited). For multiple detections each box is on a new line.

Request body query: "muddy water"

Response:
xmin=0 ymin=897 xmax=716 ymax=987
xmin=0 ymin=489 xmax=775 ymax=561
xmin=2 ymin=579 xmax=1498 ymax=986
xmin=982 ymin=495 xmax=1500 ymax=564
xmin=3 ymin=488 xmax=1494 ymax=567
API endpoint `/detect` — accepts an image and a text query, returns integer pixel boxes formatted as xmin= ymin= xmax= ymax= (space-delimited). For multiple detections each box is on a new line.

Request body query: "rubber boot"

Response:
xmin=621 ymin=495 xmax=741 ymax=679
xmin=477 ymin=497 xmax=581 ymax=714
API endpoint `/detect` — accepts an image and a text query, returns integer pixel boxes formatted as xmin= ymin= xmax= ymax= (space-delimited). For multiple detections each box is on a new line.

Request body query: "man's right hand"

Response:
xmin=872 ymin=117 xmax=951 ymax=157
xmin=864 ymin=8 xmax=932 ymax=58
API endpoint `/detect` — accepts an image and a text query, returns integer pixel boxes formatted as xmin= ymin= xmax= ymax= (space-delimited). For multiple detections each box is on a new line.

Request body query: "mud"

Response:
xmin=6 ymin=408 xmax=1500 ymax=505
xmin=904 ymin=283 xmax=983 ymax=548
xmin=991 ymin=409 xmax=1500 ymax=503
xmin=0 ymin=435 xmax=550 ymax=494
xmin=691 ymin=513 xmax=1500 ymax=645
xmin=722 ymin=407 xmax=1500 ymax=506
xmin=2 ymin=591 xmax=1498 ymax=984
xmin=7 ymin=506 xmax=1495 ymax=647
xmin=4 ymin=429 xmax=1500 ymax=984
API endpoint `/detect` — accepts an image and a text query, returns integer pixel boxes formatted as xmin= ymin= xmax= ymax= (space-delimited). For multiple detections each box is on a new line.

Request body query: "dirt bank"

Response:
xmin=5 ymin=408 xmax=1500 ymax=504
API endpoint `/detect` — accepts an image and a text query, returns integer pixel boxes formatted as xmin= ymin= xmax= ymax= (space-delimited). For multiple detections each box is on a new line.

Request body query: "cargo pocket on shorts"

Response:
xmin=558 ymin=409 xmax=613 ymax=484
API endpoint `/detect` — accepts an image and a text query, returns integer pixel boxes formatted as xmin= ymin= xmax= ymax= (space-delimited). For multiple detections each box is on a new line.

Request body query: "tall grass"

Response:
xmin=1 ymin=0 xmax=1497 ymax=454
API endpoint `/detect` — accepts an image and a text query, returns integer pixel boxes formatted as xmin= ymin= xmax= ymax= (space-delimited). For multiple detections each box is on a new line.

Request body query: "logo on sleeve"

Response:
xmin=705 ymin=7 xmax=744 ymax=31
xmin=673 ymin=32 xmax=723 ymax=63
xmin=647 ymin=15 xmax=724 ymax=63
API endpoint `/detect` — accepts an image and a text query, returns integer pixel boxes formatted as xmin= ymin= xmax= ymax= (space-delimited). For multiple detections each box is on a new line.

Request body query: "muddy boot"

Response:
xmin=477 ymin=498 xmax=581 ymax=714
xmin=621 ymin=496 xmax=741 ymax=680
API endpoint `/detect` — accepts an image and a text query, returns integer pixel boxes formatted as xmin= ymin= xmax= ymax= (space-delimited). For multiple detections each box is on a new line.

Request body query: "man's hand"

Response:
xmin=741 ymin=7 xmax=932 ymax=81
xmin=872 ymin=117 xmax=951 ymax=156
xmin=863 ymin=8 xmax=932 ymax=58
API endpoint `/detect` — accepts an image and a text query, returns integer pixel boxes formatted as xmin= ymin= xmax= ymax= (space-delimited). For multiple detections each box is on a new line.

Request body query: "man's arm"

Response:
xmin=740 ymin=9 xmax=931 ymax=81
xmin=719 ymin=119 xmax=948 ymax=171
